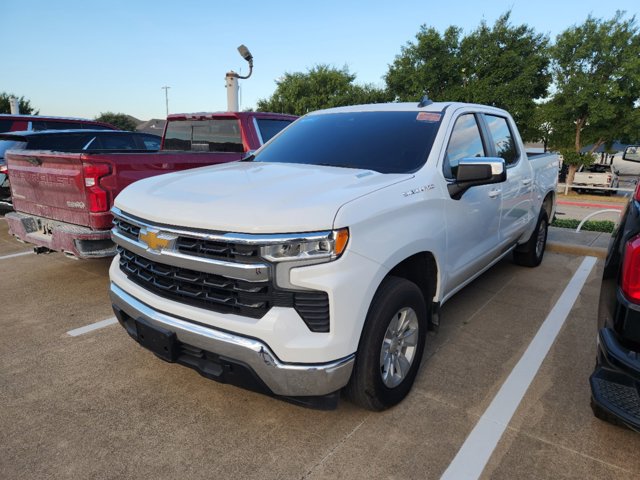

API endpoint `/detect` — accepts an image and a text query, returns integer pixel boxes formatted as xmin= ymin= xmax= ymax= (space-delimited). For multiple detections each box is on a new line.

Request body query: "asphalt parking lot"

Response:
xmin=2 ymin=217 xmax=640 ymax=480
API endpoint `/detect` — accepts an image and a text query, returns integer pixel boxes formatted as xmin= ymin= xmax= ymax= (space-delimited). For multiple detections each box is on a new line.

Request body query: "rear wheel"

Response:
xmin=513 ymin=210 xmax=548 ymax=267
xmin=345 ymin=276 xmax=428 ymax=411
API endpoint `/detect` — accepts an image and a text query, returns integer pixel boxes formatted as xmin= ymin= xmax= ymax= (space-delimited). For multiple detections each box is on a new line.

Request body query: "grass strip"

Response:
xmin=551 ymin=218 xmax=615 ymax=233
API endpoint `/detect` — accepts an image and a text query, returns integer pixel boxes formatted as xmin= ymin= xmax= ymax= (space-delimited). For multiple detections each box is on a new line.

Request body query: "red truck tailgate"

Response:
xmin=7 ymin=151 xmax=95 ymax=228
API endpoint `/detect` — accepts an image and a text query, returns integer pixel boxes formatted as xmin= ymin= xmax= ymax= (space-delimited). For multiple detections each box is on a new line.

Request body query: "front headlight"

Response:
xmin=261 ymin=228 xmax=349 ymax=263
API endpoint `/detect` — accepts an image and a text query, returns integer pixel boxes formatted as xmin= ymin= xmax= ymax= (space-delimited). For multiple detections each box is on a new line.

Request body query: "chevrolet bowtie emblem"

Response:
xmin=139 ymin=229 xmax=175 ymax=251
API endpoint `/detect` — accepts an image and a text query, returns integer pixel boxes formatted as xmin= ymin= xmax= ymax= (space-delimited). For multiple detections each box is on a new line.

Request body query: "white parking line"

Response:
xmin=67 ymin=317 xmax=118 ymax=337
xmin=441 ymin=256 xmax=598 ymax=480
xmin=0 ymin=251 xmax=32 ymax=260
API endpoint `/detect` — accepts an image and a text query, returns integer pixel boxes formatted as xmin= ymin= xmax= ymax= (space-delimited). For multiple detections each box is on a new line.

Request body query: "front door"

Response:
xmin=442 ymin=113 xmax=502 ymax=294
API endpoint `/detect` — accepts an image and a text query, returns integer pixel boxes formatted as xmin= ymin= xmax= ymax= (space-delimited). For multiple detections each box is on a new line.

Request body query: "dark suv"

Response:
xmin=590 ymin=146 xmax=640 ymax=430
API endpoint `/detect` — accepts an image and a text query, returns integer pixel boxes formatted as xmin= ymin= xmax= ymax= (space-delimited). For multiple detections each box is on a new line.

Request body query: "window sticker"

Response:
xmin=416 ymin=112 xmax=441 ymax=122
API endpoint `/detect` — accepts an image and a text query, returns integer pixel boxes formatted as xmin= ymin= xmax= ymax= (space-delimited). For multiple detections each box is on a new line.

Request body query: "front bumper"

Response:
xmin=590 ymin=327 xmax=640 ymax=430
xmin=6 ymin=211 xmax=115 ymax=258
xmin=110 ymin=282 xmax=355 ymax=404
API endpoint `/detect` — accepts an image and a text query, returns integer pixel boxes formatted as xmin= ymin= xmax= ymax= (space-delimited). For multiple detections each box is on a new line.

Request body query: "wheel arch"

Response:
xmin=542 ymin=190 xmax=556 ymax=221
xmin=386 ymin=251 xmax=438 ymax=309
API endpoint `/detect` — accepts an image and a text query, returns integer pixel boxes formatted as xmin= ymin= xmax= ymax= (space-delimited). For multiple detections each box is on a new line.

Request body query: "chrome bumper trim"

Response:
xmin=111 ymin=229 xmax=270 ymax=282
xmin=110 ymin=283 xmax=354 ymax=396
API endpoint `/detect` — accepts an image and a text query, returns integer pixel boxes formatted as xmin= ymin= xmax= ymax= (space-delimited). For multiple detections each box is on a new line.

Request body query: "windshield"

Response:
xmin=254 ymin=111 xmax=442 ymax=174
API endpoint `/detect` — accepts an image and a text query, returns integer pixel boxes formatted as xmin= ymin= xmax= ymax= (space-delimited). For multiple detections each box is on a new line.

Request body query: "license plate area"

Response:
xmin=134 ymin=317 xmax=178 ymax=361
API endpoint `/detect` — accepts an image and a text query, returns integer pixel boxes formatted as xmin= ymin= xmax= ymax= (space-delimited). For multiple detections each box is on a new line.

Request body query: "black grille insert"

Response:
xmin=118 ymin=247 xmax=330 ymax=331
xmin=113 ymin=217 xmax=140 ymax=241
xmin=175 ymin=236 xmax=260 ymax=263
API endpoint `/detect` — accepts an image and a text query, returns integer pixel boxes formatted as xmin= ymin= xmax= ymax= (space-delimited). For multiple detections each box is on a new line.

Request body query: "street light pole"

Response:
xmin=161 ymin=86 xmax=170 ymax=117
xmin=226 ymin=45 xmax=253 ymax=112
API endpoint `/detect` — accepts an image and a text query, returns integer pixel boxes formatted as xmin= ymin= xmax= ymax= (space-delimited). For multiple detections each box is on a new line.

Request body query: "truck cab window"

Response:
xmin=256 ymin=119 xmax=293 ymax=143
xmin=484 ymin=115 xmax=519 ymax=165
xmin=164 ymin=119 xmax=245 ymax=153
xmin=443 ymin=114 xmax=486 ymax=179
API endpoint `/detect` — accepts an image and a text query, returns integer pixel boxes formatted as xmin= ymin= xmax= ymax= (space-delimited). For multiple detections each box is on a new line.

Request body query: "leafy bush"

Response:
xmin=551 ymin=218 xmax=615 ymax=233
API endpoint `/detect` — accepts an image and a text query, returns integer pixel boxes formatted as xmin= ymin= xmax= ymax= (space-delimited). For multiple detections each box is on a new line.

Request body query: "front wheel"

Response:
xmin=513 ymin=210 xmax=548 ymax=267
xmin=344 ymin=276 xmax=428 ymax=411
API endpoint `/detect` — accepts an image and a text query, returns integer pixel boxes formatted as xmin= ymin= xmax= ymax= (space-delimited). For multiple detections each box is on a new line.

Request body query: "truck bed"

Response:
xmin=8 ymin=149 xmax=244 ymax=230
xmin=5 ymin=149 xmax=243 ymax=257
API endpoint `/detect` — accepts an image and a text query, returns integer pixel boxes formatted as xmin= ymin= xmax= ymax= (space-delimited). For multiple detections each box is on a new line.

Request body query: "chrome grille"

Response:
xmin=119 ymin=247 xmax=272 ymax=318
xmin=112 ymin=210 xmax=332 ymax=332
xmin=117 ymin=247 xmax=330 ymax=331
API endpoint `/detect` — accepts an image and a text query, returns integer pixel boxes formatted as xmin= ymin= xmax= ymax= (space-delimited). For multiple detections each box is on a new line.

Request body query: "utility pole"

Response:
xmin=161 ymin=86 xmax=170 ymax=117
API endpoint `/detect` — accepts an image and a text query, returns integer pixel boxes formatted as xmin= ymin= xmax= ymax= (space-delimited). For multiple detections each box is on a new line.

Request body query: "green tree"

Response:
xmin=0 ymin=92 xmax=39 ymax=114
xmin=95 ymin=112 xmax=138 ymax=131
xmin=547 ymin=11 xmax=640 ymax=187
xmin=385 ymin=12 xmax=550 ymax=139
xmin=385 ymin=25 xmax=463 ymax=102
xmin=256 ymin=65 xmax=391 ymax=115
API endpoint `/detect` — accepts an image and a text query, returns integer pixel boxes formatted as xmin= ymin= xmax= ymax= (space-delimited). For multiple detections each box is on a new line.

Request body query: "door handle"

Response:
xmin=488 ymin=189 xmax=501 ymax=198
xmin=522 ymin=178 xmax=532 ymax=186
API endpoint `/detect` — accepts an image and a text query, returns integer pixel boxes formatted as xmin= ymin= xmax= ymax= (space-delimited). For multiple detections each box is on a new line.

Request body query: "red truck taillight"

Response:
xmin=622 ymin=234 xmax=640 ymax=304
xmin=83 ymin=162 xmax=111 ymax=212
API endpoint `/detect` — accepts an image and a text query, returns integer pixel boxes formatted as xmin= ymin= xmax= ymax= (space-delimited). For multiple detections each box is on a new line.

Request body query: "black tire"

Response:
xmin=344 ymin=276 xmax=428 ymax=411
xmin=513 ymin=210 xmax=548 ymax=267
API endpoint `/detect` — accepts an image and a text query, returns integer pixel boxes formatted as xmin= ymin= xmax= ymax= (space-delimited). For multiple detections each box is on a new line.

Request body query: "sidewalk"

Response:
xmin=547 ymin=226 xmax=611 ymax=259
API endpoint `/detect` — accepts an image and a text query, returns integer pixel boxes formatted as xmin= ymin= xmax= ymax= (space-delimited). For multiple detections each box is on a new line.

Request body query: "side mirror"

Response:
xmin=447 ymin=157 xmax=506 ymax=200
xmin=623 ymin=146 xmax=640 ymax=162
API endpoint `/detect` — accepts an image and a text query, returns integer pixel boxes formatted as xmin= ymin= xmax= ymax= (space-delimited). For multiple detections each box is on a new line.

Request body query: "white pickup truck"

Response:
xmin=108 ymin=101 xmax=558 ymax=410
xmin=573 ymin=162 xmax=619 ymax=195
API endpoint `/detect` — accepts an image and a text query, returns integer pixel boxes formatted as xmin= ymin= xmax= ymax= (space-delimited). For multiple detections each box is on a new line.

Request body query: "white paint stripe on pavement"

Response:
xmin=67 ymin=317 xmax=118 ymax=337
xmin=441 ymin=256 xmax=598 ymax=480
xmin=0 ymin=251 xmax=32 ymax=260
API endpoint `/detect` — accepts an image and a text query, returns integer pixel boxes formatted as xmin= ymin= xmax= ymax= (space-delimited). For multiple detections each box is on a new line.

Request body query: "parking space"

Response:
xmin=2 ymin=219 xmax=640 ymax=479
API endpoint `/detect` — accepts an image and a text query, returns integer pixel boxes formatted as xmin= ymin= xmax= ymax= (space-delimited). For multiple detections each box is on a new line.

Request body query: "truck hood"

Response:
xmin=114 ymin=162 xmax=412 ymax=233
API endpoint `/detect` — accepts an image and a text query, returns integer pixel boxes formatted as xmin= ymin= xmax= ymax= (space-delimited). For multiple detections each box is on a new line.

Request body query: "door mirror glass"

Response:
xmin=623 ymin=146 xmax=640 ymax=162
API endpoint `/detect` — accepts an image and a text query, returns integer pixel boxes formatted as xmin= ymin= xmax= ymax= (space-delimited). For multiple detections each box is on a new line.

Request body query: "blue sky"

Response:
xmin=2 ymin=0 xmax=638 ymax=120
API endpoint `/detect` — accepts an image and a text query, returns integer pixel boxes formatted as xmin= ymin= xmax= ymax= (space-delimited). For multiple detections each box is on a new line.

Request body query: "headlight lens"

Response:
xmin=261 ymin=228 xmax=349 ymax=263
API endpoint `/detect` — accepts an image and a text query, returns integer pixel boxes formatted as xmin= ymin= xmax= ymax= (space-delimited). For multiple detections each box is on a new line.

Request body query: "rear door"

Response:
xmin=481 ymin=114 xmax=534 ymax=247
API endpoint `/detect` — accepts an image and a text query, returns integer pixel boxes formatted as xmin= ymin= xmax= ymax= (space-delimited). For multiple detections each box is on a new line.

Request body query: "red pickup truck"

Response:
xmin=5 ymin=111 xmax=296 ymax=258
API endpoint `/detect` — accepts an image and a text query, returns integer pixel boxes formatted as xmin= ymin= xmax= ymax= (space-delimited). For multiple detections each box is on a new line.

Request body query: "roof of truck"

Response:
xmin=167 ymin=112 xmax=298 ymax=121
xmin=313 ymin=102 xmax=509 ymax=115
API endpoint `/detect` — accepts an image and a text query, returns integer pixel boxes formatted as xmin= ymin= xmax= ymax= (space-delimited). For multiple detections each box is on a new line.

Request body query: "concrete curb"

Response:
xmin=546 ymin=241 xmax=608 ymax=259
